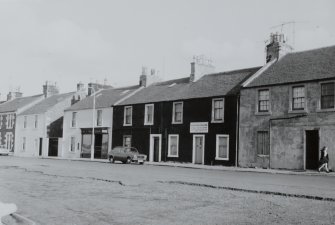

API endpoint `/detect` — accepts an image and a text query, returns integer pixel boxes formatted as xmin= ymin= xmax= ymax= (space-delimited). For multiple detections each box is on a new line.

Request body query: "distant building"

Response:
xmin=239 ymin=34 xmax=335 ymax=170
xmin=14 ymin=83 xmax=86 ymax=157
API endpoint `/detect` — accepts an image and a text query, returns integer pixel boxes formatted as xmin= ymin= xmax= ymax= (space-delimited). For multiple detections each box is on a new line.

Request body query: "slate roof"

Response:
xmin=0 ymin=94 xmax=44 ymax=113
xmin=118 ymin=67 xmax=260 ymax=105
xmin=20 ymin=92 xmax=76 ymax=115
xmin=65 ymin=85 xmax=140 ymax=111
xmin=246 ymin=45 xmax=335 ymax=87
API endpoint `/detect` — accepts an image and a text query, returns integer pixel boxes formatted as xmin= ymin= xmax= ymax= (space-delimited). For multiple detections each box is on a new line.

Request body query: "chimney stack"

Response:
xmin=7 ymin=91 xmax=23 ymax=101
xmin=43 ymin=81 xmax=59 ymax=98
xmin=139 ymin=67 xmax=161 ymax=87
xmin=77 ymin=82 xmax=85 ymax=92
xmin=190 ymin=55 xmax=215 ymax=82
xmin=265 ymin=32 xmax=293 ymax=63
xmin=139 ymin=66 xmax=148 ymax=87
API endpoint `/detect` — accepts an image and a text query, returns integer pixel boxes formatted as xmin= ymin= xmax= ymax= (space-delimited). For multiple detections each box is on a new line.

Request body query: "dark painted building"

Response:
xmin=239 ymin=33 xmax=335 ymax=170
xmin=113 ymin=60 xmax=260 ymax=166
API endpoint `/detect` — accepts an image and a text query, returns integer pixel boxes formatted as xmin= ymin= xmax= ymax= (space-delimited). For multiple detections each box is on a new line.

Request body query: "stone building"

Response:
xmin=238 ymin=34 xmax=335 ymax=170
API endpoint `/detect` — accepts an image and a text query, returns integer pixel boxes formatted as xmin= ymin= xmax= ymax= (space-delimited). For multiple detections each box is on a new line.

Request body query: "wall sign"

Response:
xmin=190 ymin=122 xmax=208 ymax=133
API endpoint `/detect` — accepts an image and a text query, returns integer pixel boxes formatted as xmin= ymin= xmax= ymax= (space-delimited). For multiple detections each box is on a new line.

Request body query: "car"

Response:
xmin=0 ymin=148 xmax=10 ymax=156
xmin=108 ymin=146 xmax=147 ymax=164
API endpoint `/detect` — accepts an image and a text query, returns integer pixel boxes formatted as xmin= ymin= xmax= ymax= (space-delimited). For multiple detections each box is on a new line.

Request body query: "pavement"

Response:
xmin=43 ymin=155 xmax=335 ymax=177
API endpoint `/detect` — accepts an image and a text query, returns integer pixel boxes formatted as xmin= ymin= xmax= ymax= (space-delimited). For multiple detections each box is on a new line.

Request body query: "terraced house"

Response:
xmin=14 ymin=82 xmax=86 ymax=157
xmin=239 ymin=33 xmax=335 ymax=170
xmin=0 ymin=92 xmax=44 ymax=154
xmin=113 ymin=59 xmax=260 ymax=166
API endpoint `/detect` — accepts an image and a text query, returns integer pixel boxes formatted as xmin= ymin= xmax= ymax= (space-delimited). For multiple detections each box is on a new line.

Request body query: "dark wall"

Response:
xmin=113 ymin=96 xmax=238 ymax=166
xmin=0 ymin=113 xmax=16 ymax=152
xmin=48 ymin=117 xmax=63 ymax=138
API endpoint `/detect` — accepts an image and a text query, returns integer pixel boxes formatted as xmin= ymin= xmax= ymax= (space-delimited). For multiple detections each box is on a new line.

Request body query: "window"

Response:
xmin=123 ymin=135 xmax=132 ymax=147
xmin=22 ymin=137 xmax=26 ymax=152
xmin=70 ymin=136 xmax=75 ymax=152
xmin=34 ymin=115 xmax=38 ymax=128
xmin=216 ymin=135 xmax=229 ymax=160
xmin=257 ymin=131 xmax=269 ymax=156
xmin=172 ymin=102 xmax=183 ymax=124
xmin=144 ymin=104 xmax=154 ymax=125
xmin=321 ymin=82 xmax=334 ymax=109
xmin=6 ymin=114 xmax=15 ymax=129
xmin=124 ymin=106 xmax=132 ymax=126
xmin=212 ymin=98 xmax=224 ymax=122
xmin=292 ymin=86 xmax=305 ymax=110
xmin=168 ymin=135 xmax=179 ymax=157
xmin=5 ymin=132 xmax=13 ymax=150
xmin=97 ymin=110 xmax=102 ymax=126
xmin=258 ymin=89 xmax=270 ymax=112
xmin=24 ymin=116 xmax=27 ymax=128
xmin=71 ymin=112 xmax=77 ymax=128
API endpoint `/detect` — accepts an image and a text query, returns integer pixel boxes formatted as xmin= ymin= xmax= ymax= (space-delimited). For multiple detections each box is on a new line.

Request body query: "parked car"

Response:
xmin=0 ymin=148 xmax=10 ymax=156
xmin=108 ymin=146 xmax=147 ymax=164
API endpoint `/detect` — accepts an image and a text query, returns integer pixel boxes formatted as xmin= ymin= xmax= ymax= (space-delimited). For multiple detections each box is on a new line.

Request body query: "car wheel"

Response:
xmin=126 ymin=157 xmax=132 ymax=164
xmin=139 ymin=162 xmax=144 ymax=165
xmin=109 ymin=156 xmax=114 ymax=163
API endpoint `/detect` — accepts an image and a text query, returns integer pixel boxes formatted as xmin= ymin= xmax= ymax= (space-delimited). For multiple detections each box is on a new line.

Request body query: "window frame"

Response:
xmin=96 ymin=109 xmax=103 ymax=127
xmin=215 ymin=134 xmax=229 ymax=160
xmin=123 ymin=106 xmax=133 ymax=126
xmin=212 ymin=98 xmax=224 ymax=123
xmin=172 ymin=102 xmax=183 ymax=124
xmin=144 ymin=104 xmax=154 ymax=125
xmin=257 ymin=131 xmax=269 ymax=156
xmin=71 ymin=112 xmax=77 ymax=128
xmin=34 ymin=115 xmax=38 ymax=128
xmin=123 ymin=135 xmax=132 ymax=147
xmin=291 ymin=85 xmax=306 ymax=111
xmin=23 ymin=116 xmax=27 ymax=128
xmin=320 ymin=82 xmax=335 ymax=110
xmin=22 ymin=137 xmax=26 ymax=152
xmin=168 ymin=134 xmax=179 ymax=157
xmin=257 ymin=89 xmax=270 ymax=113
xmin=70 ymin=136 xmax=76 ymax=152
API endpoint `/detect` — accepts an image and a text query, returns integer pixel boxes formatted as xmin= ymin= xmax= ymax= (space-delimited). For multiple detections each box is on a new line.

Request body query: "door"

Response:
xmin=193 ymin=135 xmax=205 ymax=164
xmin=39 ymin=138 xmax=43 ymax=156
xmin=94 ymin=134 xmax=102 ymax=159
xmin=149 ymin=134 xmax=161 ymax=162
xmin=305 ymin=130 xmax=319 ymax=170
xmin=48 ymin=138 xmax=58 ymax=157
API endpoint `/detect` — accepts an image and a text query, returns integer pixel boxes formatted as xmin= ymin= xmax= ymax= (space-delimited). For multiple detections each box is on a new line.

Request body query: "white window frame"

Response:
xmin=96 ymin=109 xmax=103 ymax=127
xmin=70 ymin=136 xmax=76 ymax=152
xmin=215 ymin=134 xmax=229 ymax=160
xmin=168 ymin=134 xmax=179 ymax=157
xmin=144 ymin=104 xmax=154 ymax=125
xmin=34 ymin=115 xmax=38 ymax=128
xmin=172 ymin=102 xmax=183 ymax=124
xmin=212 ymin=98 xmax=224 ymax=123
xmin=290 ymin=85 xmax=306 ymax=112
xmin=23 ymin=116 xmax=27 ymax=128
xmin=123 ymin=106 xmax=133 ymax=126
xmin=71 ymin=112 xmax=77 ymax=128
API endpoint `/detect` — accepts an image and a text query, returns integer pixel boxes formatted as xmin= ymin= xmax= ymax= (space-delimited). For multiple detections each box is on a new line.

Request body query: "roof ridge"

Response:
xmin=204 ymin=66 xmax=262 ymax=77
xmin=288 ymin=44 xmax=335 ymax=55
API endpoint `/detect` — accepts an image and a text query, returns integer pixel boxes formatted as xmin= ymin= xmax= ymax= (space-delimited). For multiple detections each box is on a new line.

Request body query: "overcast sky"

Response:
xmin=0 ymin=0 xmax=334 ymax=99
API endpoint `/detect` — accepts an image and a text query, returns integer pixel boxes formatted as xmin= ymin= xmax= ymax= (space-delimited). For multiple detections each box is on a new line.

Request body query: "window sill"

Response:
xmin=144 ymin=123 xmax=154 ymax=126
xmin=172 ymin=122 xmax=183 ymax=125
xmin=123 ymin=124 xmax=132 ymax=127
xmin=211 ymin=120 xmax=224 ymax=124
xmin=255 ymin=112 xmax=271 ymax=116
xmin=215 ymin=157 xmax=229 ymax=161
xmin=257 ymin=154 xmax=269 ymax=158
xmin=167 ymin=155 xmax=178 ymax=158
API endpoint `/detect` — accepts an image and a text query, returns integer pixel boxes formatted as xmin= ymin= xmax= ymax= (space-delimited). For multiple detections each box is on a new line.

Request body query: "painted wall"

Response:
xmin=239 ymin=80 xmax=335 ymax=170
xmin=62 ymin=107 xmax=113 ymax=158
xmin=113 ymin=96 xmax=238 ymax=166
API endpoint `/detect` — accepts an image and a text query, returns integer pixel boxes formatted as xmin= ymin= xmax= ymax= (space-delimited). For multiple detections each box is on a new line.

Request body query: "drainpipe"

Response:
xmin=268 ymin=114 xmax=307 ymax=169
xmin=235 ymin=94 xmax=240 ymax=167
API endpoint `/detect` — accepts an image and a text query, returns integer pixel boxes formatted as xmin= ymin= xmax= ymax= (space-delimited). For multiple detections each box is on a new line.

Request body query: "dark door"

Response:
xmin=39 ymin=138 xmax=43 ymax=156
xmin=48 ymin=138 xmax=58 ymax=157
xmin=306 ymin=130 xmax=319 ymax=170
xmin=153 ymin=137 xmax=160 ymax=162
xmin=94 ymin=134 xmax=102 ymax=159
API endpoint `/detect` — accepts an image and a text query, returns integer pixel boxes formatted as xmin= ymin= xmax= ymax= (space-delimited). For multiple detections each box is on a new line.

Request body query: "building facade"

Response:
xmin=113 ymin=60 xmax=260 ymax=166
xmin=238 ymin=37 xmax=335 ymax=170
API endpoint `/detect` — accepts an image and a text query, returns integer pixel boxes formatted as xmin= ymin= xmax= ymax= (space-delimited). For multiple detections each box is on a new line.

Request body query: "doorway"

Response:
xmin=39 ymin=138 xmax=43 ymax=156
xmin=150 ymin=134 xmax=162 ymax=162
xmin=305 ymin=130 xmax=319 ymax=170
xmin=193 ymin=135 xmax=205 ymax=164
xmin=48 ymin=138 xmax=58 ymax=157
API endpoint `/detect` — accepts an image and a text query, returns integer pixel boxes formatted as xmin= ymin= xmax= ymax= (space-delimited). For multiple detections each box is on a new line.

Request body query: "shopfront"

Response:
xmin=81 ymin=128 xmax=109 ymax=159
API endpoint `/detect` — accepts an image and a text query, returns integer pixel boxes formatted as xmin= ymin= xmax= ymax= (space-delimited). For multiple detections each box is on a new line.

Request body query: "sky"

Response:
xmin=0 ymin=0 xmax=334 ymax=99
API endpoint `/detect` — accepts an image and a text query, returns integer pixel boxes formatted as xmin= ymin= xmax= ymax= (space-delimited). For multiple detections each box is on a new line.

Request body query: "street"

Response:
xmin=0 ymin=156 xmax=335 ymax=225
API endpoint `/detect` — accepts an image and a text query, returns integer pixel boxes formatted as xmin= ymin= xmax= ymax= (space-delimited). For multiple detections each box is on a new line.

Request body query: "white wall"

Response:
xmin=62 ymin=107 xmax=113 ymax=158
